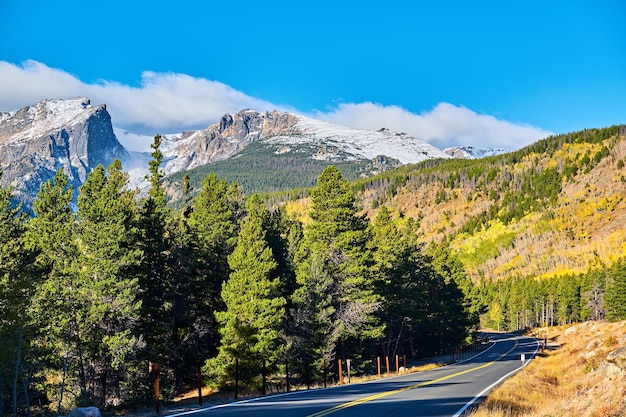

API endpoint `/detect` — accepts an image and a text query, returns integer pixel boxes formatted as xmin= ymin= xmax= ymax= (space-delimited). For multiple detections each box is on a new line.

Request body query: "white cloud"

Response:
xmin=89 ymin=72 xmax=280 ymax=133
xmin=315 ymin=102 xmax=553 ymax=149
xmin=0 ymin=60 xmax=85 ymax=109
xmin=0 ymin=60 xmax=552 ymax=151
xmin=0 ymin=60 xmax=280 ymax=135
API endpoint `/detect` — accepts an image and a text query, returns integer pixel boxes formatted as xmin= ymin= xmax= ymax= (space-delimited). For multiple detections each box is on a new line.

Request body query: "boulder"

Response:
xmin=68 ymin=406 xmax=101 ymax=417
xmin=605 ymin=346 xmax=626 ymax=371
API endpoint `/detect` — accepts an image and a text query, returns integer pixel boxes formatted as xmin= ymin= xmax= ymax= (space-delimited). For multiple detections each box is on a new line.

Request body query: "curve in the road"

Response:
xmin=306 ymin=339 xmax=521 ymax=417
xmin=168 ymin=334 xmax=541 ymax=417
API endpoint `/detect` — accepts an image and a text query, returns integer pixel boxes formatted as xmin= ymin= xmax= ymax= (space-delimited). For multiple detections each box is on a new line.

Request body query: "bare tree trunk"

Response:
xmin=100 ymin=371 xmax=107 ymax=408
xmin=392 ymin=318 xmax=407 ymax=358
xmin=13 ymin=328 xmax=22 ymax=417
xmin=57 ymin=335 xmax=71 ymax=416
xmin=0 ymin=369 xmax=5 ymax=417
xmin=21 ymin=364 xmax=32 ymax=417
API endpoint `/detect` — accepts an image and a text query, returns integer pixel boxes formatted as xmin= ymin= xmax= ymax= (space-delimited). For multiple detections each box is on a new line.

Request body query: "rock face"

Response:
xmin=161 ymin=109 xmax=301 ymax=173
xmin=160 ymin=109 xmax=448 ymax=174
xmin=1 ymin=99 xmax=451 ymax=206
xmin=605 ymin=346 xmax=626 ymax=371
xmin=67 ymin=407 xmax=101 ymax=417
xmin=0 ymin=98 xmax=127 ymax=209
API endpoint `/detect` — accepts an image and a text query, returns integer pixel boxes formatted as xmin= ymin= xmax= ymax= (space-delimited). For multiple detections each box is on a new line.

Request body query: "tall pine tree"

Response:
xmin=76 ymin=160 xmax=142 ymax=405
xmin=28 ymin=168 xmax=84 ymax=410
xmin=136 ymin=135 xmax=174 ymax=366
xmin=205 ymin=195 xmax=285 ymax=389
xmin=605 ymin=258 xmax=626 ymax=321
xmin=293 ymin=166 xmax=382 ymax=373
xmin=0 ymin=175 xmax=40 ymax=417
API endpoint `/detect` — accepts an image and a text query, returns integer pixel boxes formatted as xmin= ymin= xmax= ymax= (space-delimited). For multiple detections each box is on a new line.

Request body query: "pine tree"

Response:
xmin=371 ymin=207 xmax=424 ymax=358
xmin=28 ymin=168 xmax=83 ymax=410
xmin=206 ymin=195 xmax=286 ymax=389
xmin=605 ymin=258 xmax=626 ymax=321
xmin=183 ymin=173 xmax=240 ymax=373
xmin=293 ymin=166 xmax=382 ymax=371
xmin=189 ymin=173 xmax=238 ymax=294
xmin=75 ymin=160 xmax=142 ymax=404
xmin=0 ymin=175 xmax=40 ymax=417
xmin=136 ymin=135 xmax=174 ymax=363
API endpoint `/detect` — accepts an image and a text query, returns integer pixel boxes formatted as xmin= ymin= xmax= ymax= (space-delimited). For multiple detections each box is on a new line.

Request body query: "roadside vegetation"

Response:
xmin=470 ymin=321 xmax=626 ymax=417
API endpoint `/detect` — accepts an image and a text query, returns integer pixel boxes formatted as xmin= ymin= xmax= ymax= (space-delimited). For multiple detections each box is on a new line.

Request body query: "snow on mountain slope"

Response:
xmin=1 ymin=98 xmax=457 ymax=206
xmin=142 ymin=110 xmax=450 ymax=178
xmin=0 ymin=97 xmax=96 ymax=144
xmin=269 ymin=114 xmax=451 ymax=164
xmin=0 ymin=98 xmax=127 ymax=208
xmin=443 ymin=145 xmax=510 ymax=159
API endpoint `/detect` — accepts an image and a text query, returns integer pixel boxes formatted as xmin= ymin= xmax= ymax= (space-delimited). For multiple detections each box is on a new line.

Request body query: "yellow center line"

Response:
xmin=307 ymin=340 xmax=519 ymax=417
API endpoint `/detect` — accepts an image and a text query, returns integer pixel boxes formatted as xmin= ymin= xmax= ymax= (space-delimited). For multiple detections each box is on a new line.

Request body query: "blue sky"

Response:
xmin=1 ymin=0 xmax=624 ymax=150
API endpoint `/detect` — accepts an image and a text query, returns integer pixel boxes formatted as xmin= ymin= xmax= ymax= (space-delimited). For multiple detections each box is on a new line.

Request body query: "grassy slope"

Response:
xmin=470 ymin=321 xmax=626 ymax=417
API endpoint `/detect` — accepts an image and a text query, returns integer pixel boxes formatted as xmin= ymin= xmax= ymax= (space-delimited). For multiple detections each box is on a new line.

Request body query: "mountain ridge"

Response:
xmin=1 ymin=98 xmax=477 ymax=207
xmin=0 ymin=97 xmax=127 ymax=208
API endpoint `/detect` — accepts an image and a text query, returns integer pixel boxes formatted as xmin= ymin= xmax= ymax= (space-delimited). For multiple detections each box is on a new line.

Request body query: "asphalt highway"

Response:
xmin=171 ymin=334 xmax=540 ymax=417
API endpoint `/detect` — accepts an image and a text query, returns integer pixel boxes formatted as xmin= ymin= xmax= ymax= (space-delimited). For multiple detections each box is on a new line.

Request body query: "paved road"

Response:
xmin=172 ymin=334 xmax=540 ymax=417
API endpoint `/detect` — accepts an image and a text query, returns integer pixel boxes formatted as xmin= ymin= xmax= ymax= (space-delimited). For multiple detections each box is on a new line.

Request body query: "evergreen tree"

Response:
xmin=27 ymin=168 xmax=83 ymax=410
xmin=205 ymin=195 xmax=286 ymax=389
xmin=0 ymin=175 xmax=40 ymax=417
xmin=581 ymin=267 xmax=606 ymax=321
xmin=75 ymin=160 xmax=142 ymax=405
xmin=136 ymin=135 xmax=174 ymax=364
xmin=189 ymin=173 xmax=238 ymax=296
xmin=182 ymin=173 xmax=241 ymax=379
xmin=605 ymin=258 xmax=626 ymax=321
xmin=293 ymin=166 xmax=382 ymax=371
xmin=371 ymin=207 xmax=423 ymax=358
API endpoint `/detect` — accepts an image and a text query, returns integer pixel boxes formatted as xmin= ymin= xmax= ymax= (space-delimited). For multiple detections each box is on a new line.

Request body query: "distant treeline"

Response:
xmin=166 ymin=141 xmax=398 ymax=202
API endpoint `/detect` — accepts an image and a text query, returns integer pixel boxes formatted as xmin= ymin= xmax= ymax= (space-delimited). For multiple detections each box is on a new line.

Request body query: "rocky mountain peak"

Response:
xmin=0 ymin=97 xmax=127 ymax=209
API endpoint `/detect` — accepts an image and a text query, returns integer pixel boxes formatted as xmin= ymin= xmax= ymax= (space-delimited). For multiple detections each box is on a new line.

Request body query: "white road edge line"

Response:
xmin=164 ymin=336 xmax=501 ymax=417
xmin=452 ymin=337 xmax=541 ymax=417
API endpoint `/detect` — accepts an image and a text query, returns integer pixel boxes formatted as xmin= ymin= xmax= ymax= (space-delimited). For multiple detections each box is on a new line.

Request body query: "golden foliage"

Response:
xmin=470 ymin=321 xmax=626 ymax=417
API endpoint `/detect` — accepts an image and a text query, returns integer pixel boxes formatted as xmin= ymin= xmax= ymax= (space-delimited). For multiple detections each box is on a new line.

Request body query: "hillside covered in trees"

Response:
xmin=2 ymin=125 xmax=626 ymax=416
xmin=0 ymin=137 xmax=473 ymax=416
xmin=280 ymin=125 xmax=626 ymax=331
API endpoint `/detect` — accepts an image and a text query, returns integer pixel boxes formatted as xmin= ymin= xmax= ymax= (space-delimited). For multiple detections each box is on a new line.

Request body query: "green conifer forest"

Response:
xmin=2 ymin=125 xmax=626 ymax=415
xmin=0 ymin=139 xmax=474 ymax=415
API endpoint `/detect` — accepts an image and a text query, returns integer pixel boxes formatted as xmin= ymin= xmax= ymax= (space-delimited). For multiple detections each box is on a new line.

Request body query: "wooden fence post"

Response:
xmin=338 ymin=359 xmax=343 ymax=385
xmin=153 ymin=362 xmax=160 ymax=414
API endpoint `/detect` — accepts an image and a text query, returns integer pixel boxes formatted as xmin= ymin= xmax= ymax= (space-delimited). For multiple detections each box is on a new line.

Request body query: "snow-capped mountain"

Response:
xmin=0 ymin=97 xmax=127 ymax=208
xmin=114 ymin=109 xmax=451 ymax=192
xmin=151 ymin=109 xmax=450 ymax=173
xmin=0 ymin=98 xmax=452 ymax=207
xmin=443 ymin=146 xmax=510 ymax=159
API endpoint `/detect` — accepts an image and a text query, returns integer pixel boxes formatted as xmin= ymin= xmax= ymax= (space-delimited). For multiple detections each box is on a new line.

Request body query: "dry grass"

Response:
xmin=469 ymin=321 xmax=626 ymax=417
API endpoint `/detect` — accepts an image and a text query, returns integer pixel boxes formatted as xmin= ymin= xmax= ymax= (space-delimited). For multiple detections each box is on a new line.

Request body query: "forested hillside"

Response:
xmin=282 ymin=125 xmax=626 ymax=331
xmin=0 ymin=136 xmax=472 ymax=416
xmin=2 ymin=126 xmax=626 ymax=416
xmin=165 ymin=141 xmax=401 ymax=202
